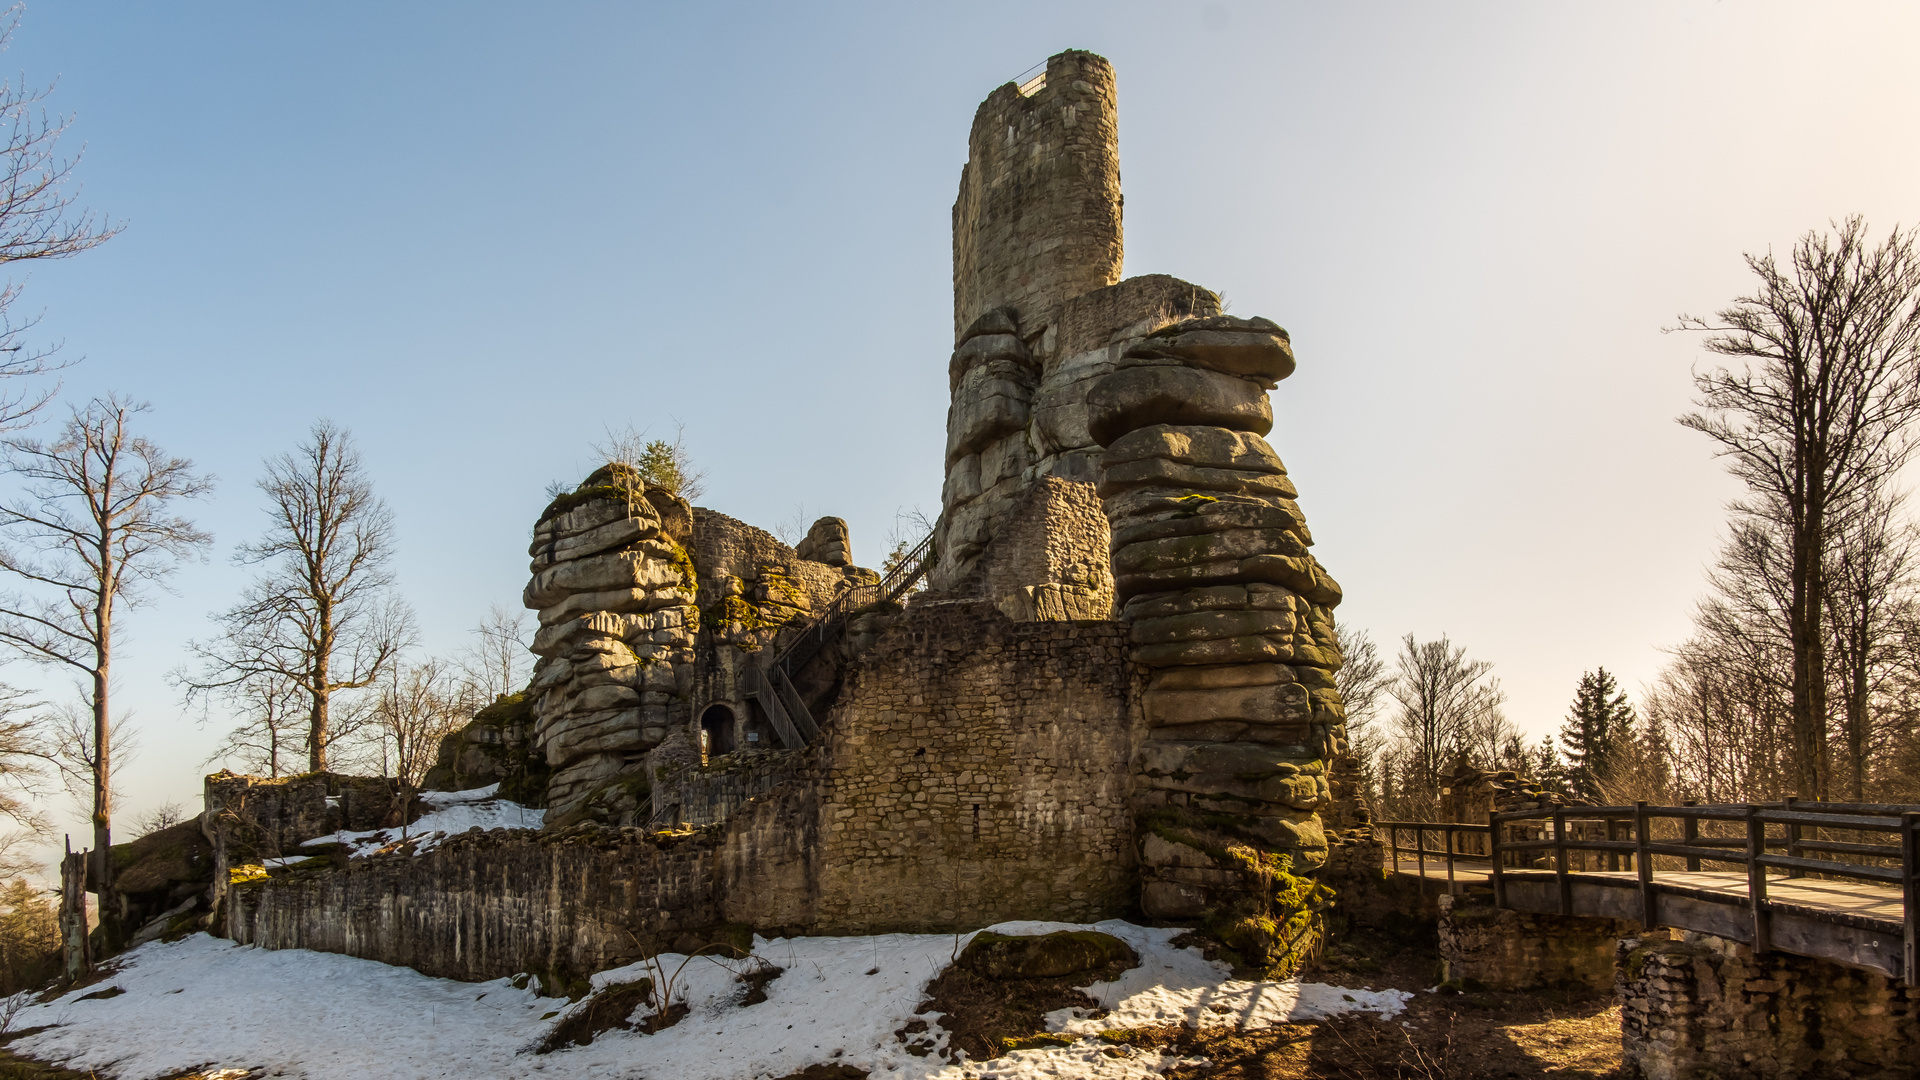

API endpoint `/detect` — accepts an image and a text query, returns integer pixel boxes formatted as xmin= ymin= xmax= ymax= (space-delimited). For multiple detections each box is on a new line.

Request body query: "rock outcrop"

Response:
xmin=524 ymin=465 xmax=698 ymax=824
xmin=420 ymin=692 xmax=547 ymax=806
xmin=793 ymin=516 xmax=852 ymax=567
xmin=1086 ymin=315 xmax=1351 ymax=924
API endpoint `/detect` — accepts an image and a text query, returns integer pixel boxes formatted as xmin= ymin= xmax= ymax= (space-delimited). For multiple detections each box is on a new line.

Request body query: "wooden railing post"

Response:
xmin=1416 ymin=823 xmax=1428 ymax=896
xmin=1902 ymin=811 xmax=1918 ymax=984
xmin=1554 ymin=808 xmax=1572 ymax=916
xmin=1746 ymin=805 xmax=1771 ymax=957
xmin=1784 ymin=795 xmax=1804 ymax=879
xmin=1446 ymin=825 xmax=1458 ymax=895
xmin=1682 ymin=799 xmax=1700 ymax=872
xmin=1489 ymin=811 xmax=1507 ymax=909
xmin=1606 ymin=815 xmax=1620 ymax=873
xmin=1635 ymin=800 xmax=1657 ymax=928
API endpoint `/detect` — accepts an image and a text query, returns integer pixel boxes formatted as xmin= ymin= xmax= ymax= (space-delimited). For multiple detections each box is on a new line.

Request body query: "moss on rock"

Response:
xmin=958 ymin=930 xmax=1138 ymax=981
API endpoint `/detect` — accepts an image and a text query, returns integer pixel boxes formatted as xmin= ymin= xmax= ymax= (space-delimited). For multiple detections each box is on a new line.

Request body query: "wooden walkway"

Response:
xmin=1378 ymin=803 xmax=1920 ymax=981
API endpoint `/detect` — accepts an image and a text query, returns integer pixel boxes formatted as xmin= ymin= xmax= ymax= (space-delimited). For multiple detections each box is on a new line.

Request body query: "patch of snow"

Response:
xmin=1025 ymin=921 xmax=1414 ymax=1033
xmin=10 ymin=920 xmax=1402 ymax=1080
xmin=302 ymin=784 xmax=545 ymax=857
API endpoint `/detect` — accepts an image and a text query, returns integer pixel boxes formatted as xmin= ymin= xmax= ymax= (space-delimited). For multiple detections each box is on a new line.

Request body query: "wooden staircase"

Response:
xmin=743 ymin=531 xmax=933 ymax=749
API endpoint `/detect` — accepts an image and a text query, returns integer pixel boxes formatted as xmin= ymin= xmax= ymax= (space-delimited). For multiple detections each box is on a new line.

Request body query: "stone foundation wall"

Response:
xmin=1617 ymin=930 xmax=1920 ymax=1080
xmin=1436 ymin=894 xmax=1628 ymax=993
xmin=225 ymin=825 xmax=738 ymax=983
xmin=809 ymin=600 xmax=1137 ymax=932
xmin=655 ymin=749 xmax=801 ymax=828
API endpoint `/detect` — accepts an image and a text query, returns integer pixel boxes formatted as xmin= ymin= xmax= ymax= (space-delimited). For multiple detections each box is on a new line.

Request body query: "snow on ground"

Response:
xmin=302 ymin=784 xmax=546 ymax=858
xmin=11 ymin=921 xmax=1411 ymax=1080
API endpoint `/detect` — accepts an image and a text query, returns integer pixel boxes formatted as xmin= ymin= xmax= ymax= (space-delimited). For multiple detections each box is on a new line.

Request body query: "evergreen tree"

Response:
xmin=1533 ymin=733 xmax=1568 ymax=794
xmin=1561 ymin=668 xmax=1636 ymax=800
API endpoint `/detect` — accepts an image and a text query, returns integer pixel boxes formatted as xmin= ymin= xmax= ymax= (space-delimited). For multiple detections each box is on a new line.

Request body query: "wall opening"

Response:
xmin=700 ymin=703 xmax=736 ymax=758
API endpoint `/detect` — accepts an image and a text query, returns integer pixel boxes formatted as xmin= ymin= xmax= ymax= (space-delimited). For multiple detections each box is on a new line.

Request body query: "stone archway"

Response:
xmin=700 ymin=703 xmax=736 ymax=758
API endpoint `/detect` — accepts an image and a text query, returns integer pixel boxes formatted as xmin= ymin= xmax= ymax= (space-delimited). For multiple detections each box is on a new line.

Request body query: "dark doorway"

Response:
xmin=700 ymin=704 xmax=737 ymax=758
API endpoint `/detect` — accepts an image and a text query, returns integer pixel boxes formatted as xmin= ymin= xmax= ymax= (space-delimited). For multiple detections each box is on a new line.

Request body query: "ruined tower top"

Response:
xmin=951 ymin=50 xmax=1123 ymax=340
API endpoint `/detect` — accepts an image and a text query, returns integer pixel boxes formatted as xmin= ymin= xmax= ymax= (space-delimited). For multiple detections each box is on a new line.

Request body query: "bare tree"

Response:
xmin=0 ymin=685 xmax=43 ymax=833
xmin=1677 ymin=217 xmax=1920 ymax=799
xmin=0 ymin=5 xmax=120 ymax=431
xmin=0 ymin=396 xmax=210 ymax=914
xmin=179 ymin=421 xmax=411 ymax=773
xmin=1825 ymin=491 xmax=1919 ymax=800
xmin=1386 ymin=633 xmax=1507 ymax=815
xmin=201 ymin=671 xmax=303 ymax=778
xmin=367 ymin=658 xmax=467 ymax=790
xmin=130 ymin=799 xmax=183 ymax=837
xmin=459 ymin=603 xmax=529 ymax=704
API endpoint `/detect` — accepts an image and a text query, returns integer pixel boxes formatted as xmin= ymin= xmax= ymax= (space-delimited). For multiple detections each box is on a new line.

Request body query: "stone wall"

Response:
xmin=808 ymin=600 xmax=1139 ymax=932
xmin=1436 ymin=894 xmax=1627 ymax=993
xmin=654 ymin=748 xmax=801 ymax=828
xmin=219 ymin=598 xmax=1141 ymax=976
xmin=1617 ymin=930 xmax=1920 ymax=1080
xmin=203 ymin=770 xmax=398 ymax=915
xmin=225 ymin=825 xmax=738 ymax=983
xmin=976 ymin=476 xmax=1115 ymax=622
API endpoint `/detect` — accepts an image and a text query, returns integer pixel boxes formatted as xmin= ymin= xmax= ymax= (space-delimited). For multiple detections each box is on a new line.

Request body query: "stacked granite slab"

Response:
xmin=940 ymin=307 xmax=1039 ymax=575
xmin=1086 ymin=315 xmax=1349 ymax=918
xmin=523 ymin=465 xmax=697 ymax=821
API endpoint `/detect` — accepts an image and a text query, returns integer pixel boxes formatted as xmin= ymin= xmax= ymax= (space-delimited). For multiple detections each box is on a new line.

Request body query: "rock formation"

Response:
xmin=793 ymin=516 xmax=852 ymax=567
xmin=1086 ymin=315 xmax=1350 ymax=925
xmin=523 ymin=465 xmax=697 ymax=824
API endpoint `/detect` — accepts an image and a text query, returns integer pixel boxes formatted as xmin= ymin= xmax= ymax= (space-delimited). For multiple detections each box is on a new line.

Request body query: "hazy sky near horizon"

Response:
xmin=1 ymin=2 xmax=1917 ymax=844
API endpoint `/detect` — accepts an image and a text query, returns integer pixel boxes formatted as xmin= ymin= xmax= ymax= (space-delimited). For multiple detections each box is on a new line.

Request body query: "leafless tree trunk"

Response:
xmin=1677 ymin=216 xmax=1920 ymax=799
xmin=1387 ymin=633 xmax=1506 ymax=815
xmin=201 ymin=672 xmax=303 ymax=778
xmin=371 ymin=659 xmax=467 ymax=790
xmin=178 ymin=421 xmax=411 ymax=773
xmin=1824 ymin=492 xmax=1917 ymax=801
xmin=0 ymin=396 xmax=209 ymax=943
xmin=460 ymin=604 xmax=529 ymax=704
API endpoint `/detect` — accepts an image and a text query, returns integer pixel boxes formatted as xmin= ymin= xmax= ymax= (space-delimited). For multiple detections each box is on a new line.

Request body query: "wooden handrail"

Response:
xmin=1461 ymin=800 xmax=1920 ymax=981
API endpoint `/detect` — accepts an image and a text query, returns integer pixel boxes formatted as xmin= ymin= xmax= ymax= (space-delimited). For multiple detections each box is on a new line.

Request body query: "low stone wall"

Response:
xmin=227 ymin=823 xmax=763 ymax=983
xmin=1617 ymin=930 xmax=1920 ymax=1080
xmin=1437 ymin=894 xmax=1628 ymax=993
xmin=654 ymin=749 xmax=801 ymax=828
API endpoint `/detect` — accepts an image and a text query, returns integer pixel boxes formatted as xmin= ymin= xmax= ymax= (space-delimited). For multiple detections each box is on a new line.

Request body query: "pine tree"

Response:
xmin=1561 ymin=668 xmax=1636 ymax=800
xmin=1533 ymin=733 xmax=1568 ymax=794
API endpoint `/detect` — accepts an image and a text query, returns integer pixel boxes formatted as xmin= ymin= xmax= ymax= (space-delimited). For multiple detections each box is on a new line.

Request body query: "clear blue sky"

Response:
xmin=3 ymin=2 xmax=1917 ymax=847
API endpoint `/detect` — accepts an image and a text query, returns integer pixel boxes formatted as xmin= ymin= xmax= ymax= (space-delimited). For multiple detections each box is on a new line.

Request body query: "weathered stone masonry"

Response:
xmin=810 ymin=601 xmax=1136 ymax=932
xmin=224 ymin=601 xmax=1136 ymax=976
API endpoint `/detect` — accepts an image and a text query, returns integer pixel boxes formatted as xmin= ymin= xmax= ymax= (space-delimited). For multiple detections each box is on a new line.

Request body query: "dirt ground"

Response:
xmin=903 ymin=923 xmax=1626 ymax=1080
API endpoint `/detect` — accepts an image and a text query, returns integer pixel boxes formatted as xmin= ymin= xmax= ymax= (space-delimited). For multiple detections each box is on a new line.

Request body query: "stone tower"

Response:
xmin=935 ymin=50 xmax=1218 ymax=600
xmin=951 ymin=50 xmax=1123 ymax=339
xmin=937 ymin=51 xmax=1357 ymax=945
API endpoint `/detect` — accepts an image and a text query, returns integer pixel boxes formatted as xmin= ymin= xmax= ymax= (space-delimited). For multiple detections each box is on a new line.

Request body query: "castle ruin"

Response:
xmin=196 ymin=47 xmax=1356 ymax=978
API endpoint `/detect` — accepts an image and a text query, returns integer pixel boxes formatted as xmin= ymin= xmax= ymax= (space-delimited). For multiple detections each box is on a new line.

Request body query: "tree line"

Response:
xmin=1346 ymin=217 xmax=1920 ymax=820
